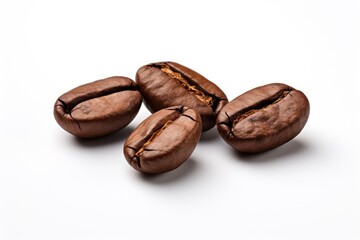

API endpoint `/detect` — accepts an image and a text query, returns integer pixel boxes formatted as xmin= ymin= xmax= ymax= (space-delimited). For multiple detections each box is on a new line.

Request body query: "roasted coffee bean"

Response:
xmin=216 ymin=83 xmax=310 ymax=153
xmin=54 ymin=77 xmax=142 ymax=138
xmin=135 ymin=61 xmax=228 ymax=131
xmin=124 ymin=106 xmax=202 ymax=174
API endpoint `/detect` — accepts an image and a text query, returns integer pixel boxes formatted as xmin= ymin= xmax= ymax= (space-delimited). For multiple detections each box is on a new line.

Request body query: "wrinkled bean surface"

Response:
xmin=54 ymin=76 xmax=142 ymax=138
xmin=216 ymin=83 xmax=310 ymax=153
xmin=124 ymin=106 xmax=202 ymax=174
xmin=136 ymin=61 xmax=228 ymax=131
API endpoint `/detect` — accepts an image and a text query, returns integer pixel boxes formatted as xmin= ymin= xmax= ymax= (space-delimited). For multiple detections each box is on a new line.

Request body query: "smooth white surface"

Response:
xmin=1 ymin=0 xmax=359 ymax=239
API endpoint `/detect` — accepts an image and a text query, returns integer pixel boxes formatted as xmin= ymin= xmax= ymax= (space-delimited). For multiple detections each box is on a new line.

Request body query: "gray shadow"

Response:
xmin=232 ymin=139 xmax=310 ymax=164
xmin=200 ymin=127 xmax=220 ymax=142
xmin=73 ymin=126 xmax=134 ymax=148
xmin=138 ymin=158 xmax=198 ymax=184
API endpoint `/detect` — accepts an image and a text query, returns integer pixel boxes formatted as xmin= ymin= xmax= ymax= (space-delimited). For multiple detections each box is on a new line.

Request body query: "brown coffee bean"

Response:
xmin=123 ymin=106 xmax=202 ymax=174
xmin=54 ymin=77 xmax=142 ymax=138
xmin=216 ymin=83 xmax=310 ymax=153
xmin=135 ymin=61 xmax=228 ymax=131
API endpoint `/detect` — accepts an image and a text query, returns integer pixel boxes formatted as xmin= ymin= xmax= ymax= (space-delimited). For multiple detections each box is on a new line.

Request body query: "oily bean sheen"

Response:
xmin=54 ymin=77 xmax=142 ymax=138
xmin=135 ymin=61 xmax=228 ymax=131
xmin=216 ymin=83 xmax=310 ymax=153
xmin=124 ymin=106 xmax=202 ymax=174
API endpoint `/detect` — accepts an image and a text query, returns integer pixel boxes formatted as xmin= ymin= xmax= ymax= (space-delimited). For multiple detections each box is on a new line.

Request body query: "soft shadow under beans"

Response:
xmin=200 ymin=127 xmax=220 ymax=142
xmin=138 ymin=158 xmax=198 ymax=184
xmin=73 ymin=126 xmax=135 ymax=148
xmin=232 ymin=139 xmax=309 ymax=163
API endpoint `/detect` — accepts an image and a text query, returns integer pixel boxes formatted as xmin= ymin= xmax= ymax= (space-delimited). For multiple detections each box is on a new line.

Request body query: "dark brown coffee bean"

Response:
xmin=216 ymin=83 xmax=310 ymax=153
xmin=135 ymin=61 xmax=228 ymax=132
xmin=123 ymin=106 xmax=202 ymax=174
xmin=54 ymin=77 xmax=142 ymax=138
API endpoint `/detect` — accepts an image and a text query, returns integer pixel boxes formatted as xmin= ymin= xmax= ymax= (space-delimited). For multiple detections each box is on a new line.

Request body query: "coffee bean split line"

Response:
xmin=233 ymin=88 xmax=294 ymax=126
xmin=169 ymin=106 xmax=197 ymax=122
xmin=137 ymin=62 xmax=229 ymax=131
xmin=59 ymin=83 xmax=138 ymax=113
xmin=159 ymin=64 xmax=214 ymax=106
xmin=54 ymin=62 xmax=310 ymax=174
xmin=56 ymin=99 xmax=82 ymax=131
xmin=134 ymin=120 xmax=173 ymax=158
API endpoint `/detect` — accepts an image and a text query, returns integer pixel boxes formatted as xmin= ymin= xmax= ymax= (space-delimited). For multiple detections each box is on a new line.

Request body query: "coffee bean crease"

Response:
xmin=54 ymin=77 xmax=142 ymax=138
xmin=58 ymin=82 xmax=138 ymax=113
xmin=150 ymin=63 xmax=225 ymax=112
xmin=134 ymin=120 xmax=173 ymax=159
xmin=123 ymin=106 xmax=202 ymax=174
xmin=232 ymin=88 xmax=293 ymax=127
xmin=216 ymin=83 xmax=309 ymax=153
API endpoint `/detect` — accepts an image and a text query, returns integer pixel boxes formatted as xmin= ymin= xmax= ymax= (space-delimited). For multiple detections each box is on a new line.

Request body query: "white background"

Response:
xmin=1 ymin=0 xmax=359 ymax=239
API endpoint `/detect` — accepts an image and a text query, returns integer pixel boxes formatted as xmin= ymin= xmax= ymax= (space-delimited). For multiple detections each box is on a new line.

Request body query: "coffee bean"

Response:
xmin=216 ymin=83 xmax=310 ymax=153
xmin=54 ymin=77 xmax=142 ymax=138
xmin=135 ymin=61 xmax=228 ymax=131
xmin=124 ymin=106 xmax=202 ymax=174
